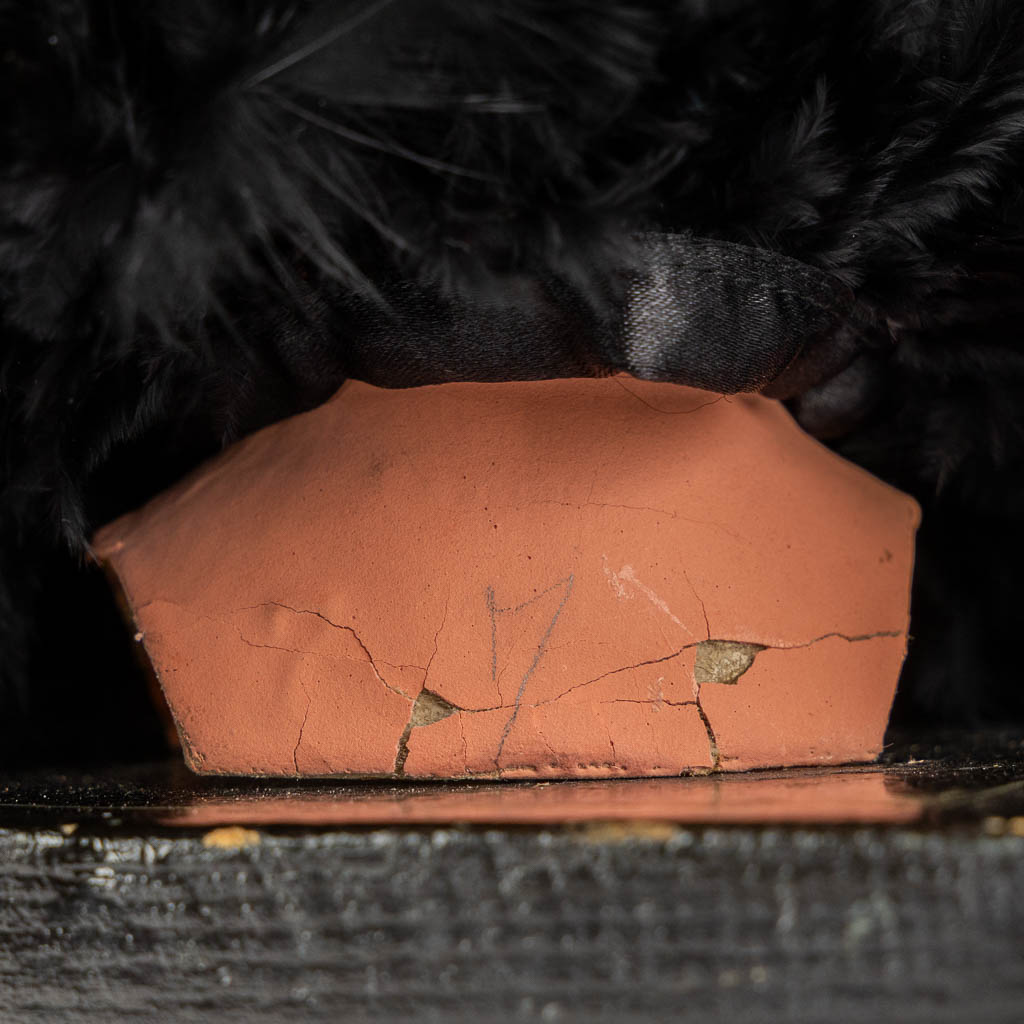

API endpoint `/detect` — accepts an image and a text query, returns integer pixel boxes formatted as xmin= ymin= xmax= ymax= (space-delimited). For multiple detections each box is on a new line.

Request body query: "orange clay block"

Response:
xmin=92 ymin=378 xmax=920 ymax=778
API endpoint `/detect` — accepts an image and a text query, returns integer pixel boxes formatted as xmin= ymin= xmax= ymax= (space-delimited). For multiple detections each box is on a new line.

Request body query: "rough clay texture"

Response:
xmin=92 ymin=377 xmax=919 ymax=779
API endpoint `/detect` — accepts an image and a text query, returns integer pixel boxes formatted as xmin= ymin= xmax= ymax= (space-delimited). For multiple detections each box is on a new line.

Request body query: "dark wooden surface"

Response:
xmin=1 ymin=730 xmax=1022 ymax=1023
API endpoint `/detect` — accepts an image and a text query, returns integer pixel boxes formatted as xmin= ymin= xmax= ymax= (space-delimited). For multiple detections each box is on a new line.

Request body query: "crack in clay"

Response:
xmin=457 ymin=713 xmax=468 ymax=768
xmin=380 ymin=659 xmax=428 ymax=672
xmin=545 ymin=645 xmax=700 ymax=705
xmin=680 ymin=568 xmax=711 ymax=639
xmin=241 ymin=601 xmax=412 ymax=699
xmin=685 ymin=631 xmax=900 ymax=770
xmin=686 ymin=630 xmax=904 ymax=690
xmin=535 ymin=630 xmax=901 ymax=773
xmin=393 ymin=689 xmax=458 ymax=775
xmin=391 ymin=595 xmax=453 ymax=774
xmin=136 ymin=597 xmax=417 ymax=700
xmin=235 ymin=608 xmax=899 ymax=776
xmin=779 ymin=630 xmax=903 ymax=649
xmin=598 ymin=698 xmax=699 ymax=706
xmin=613 ymin=377 xmax=726 ymax=415
xmin=533 ymin=722 xmax=561 ymax=765
xmin=238 ymin=629 xmax=421 ymax=696
xmin=492 ymin=575 xmax=575 ymax=765
xmin=423 ymin=593 xmax=450 ymax=686
xmin=694 ymin=698 xmax=720 ymax=770
xmin=238 ymin=635 xmax=307 ymax=657
xmin=293 ymin=683 xmax=312 ymax=774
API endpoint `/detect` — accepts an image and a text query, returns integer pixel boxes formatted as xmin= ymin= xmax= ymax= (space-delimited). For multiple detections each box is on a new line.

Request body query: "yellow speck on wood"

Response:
xmin=201 ymin=825 xmax=261 ymax=849
xmin=573 ymin=820 xmax=681 ymax=843
xmin=983 ymin=816 xmax=1024 ymax=837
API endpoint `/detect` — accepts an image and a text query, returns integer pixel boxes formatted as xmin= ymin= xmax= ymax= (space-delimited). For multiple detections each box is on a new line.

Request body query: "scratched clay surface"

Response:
xmin=93 ymin=377 xmax=920 ymax=778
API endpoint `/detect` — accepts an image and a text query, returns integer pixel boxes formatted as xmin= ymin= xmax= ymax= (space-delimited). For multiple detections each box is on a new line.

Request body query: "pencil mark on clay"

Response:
xmin=488 ymin=575 xmax=575 ymax=765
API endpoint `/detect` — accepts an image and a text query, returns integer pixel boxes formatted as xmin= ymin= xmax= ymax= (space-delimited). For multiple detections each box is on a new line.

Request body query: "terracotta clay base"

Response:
xmin=93 ymin=377 xmax=919 ymax=778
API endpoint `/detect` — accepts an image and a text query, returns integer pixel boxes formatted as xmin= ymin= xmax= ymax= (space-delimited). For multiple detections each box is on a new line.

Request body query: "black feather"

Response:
xmin=4 ymin=0 xmax=1024 ymax=760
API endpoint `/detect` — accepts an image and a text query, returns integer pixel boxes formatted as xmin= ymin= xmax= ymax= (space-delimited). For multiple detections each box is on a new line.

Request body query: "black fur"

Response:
xmin=3 ymin=0 xmax=1024 ymax=761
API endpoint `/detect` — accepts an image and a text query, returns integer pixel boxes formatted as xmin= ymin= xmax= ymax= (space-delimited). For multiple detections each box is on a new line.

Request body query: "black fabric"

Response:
xmin=341 ymin=233 xmax=854 ymax=394
xmin=614 ymin=234 xmax=854 ymax=391
xmin=340 ymin=276 xmax=607 ymax=386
